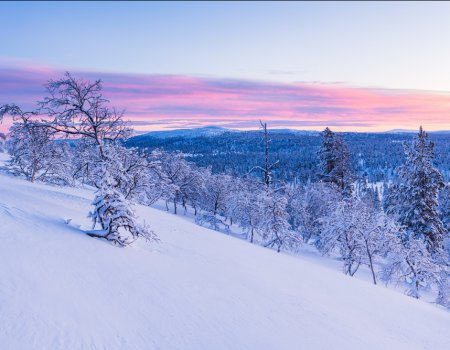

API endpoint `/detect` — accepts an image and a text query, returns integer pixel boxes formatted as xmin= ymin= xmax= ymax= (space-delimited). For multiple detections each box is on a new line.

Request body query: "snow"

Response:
xmin=1 ymin=157 xmax=449 ymax=349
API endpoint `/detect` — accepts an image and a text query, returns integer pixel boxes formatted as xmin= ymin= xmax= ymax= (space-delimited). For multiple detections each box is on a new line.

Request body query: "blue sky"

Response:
xmin=2 ymin=1 xmax=450 ymax=91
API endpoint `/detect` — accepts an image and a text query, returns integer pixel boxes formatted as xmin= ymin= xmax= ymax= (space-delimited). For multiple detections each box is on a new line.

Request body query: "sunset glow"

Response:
xmin=1 ymin=64 xmax=450 ymax=133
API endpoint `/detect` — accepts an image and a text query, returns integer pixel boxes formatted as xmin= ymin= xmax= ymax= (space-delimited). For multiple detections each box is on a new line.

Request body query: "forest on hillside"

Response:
xmin=127 ymin=129 xmax=450 ymax=184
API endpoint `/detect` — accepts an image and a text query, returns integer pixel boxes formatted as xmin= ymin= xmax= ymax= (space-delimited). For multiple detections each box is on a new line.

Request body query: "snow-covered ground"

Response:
xmin=1 ymin=156 xmax=449 ymax=349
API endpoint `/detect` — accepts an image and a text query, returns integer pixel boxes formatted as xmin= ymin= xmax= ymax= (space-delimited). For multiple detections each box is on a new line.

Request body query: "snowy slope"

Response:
xmin=1 ymin=165 xmax=450 ymax=349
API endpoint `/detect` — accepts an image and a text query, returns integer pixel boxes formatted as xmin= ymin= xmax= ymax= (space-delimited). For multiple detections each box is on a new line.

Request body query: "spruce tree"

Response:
xmin=394 ymin=127 xmax=445 ymax=254
xmin=317 ymin=127 xmax=354 ymax=196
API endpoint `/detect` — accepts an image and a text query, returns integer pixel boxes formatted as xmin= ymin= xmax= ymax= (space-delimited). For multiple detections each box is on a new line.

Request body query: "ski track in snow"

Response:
xmin=0 ymin=159 xmax=449 ymax=349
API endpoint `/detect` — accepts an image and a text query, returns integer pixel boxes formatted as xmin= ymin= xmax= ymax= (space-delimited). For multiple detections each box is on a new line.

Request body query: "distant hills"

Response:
xmin=134 ymin=125 xmax=450 ymax=140
xmin=135 ymin=125 xmax=321 ymax=139
xmin=137 ymin=126 xmax=232 ymax=139
xmin=384 ymin=129 xmax=419 ymax=134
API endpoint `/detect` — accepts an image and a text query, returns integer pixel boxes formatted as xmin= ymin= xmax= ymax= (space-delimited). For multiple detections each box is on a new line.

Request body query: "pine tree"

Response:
xmin=392 ymin=127 xmax=446 ymax=254
xmin=317 ymin=127 xmax=354 ymax=196
xmin=318 ymin=127 xmax=335 ymax=179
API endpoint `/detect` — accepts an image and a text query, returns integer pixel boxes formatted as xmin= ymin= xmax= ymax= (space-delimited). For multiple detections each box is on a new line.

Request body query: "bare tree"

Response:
xmin=249 ymin=121 xmax=279 ymax=187
xmin=0 ymin=104 xmax=37 ymax=122
xmin=38 ymin=72 xmax=131 ymax=158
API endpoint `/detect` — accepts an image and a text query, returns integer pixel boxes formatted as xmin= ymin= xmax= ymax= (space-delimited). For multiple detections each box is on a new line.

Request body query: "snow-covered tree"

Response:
xmin=317 ymin=127 xmax=354 ymax=196
xmin=6 ymin=115 xmax=72 ymax=184
xmin=436 ymin=268 xmax=450 ymax=309
xmin=387 ymin=127 xmax=446 ymax=254
xmin=224 ymin=175 xmax=267 ymax=229
xmin=381 ymin=128 xmax=449 ymax=304
xmin=70 ymin=138 xmax=101 ymax=185
xmin=318 ymin=127 xmax=335 ymax=179
xmin=256 ymin=190 xmax=299 ymax=252
xmin=196 ymin=173 xmax=233 ymax=231
xmin=319 ymin=199 xmax=362 ymax=276
xmin=0 ymin=109 xmax=4 ymax=151
xmin=180 ymin=166 xmax=208 ymax=216
xmin=87 ymin=160 xmax=156 ymax=246
xmin=439 ymin=185 xmax=450 ymax=237
xmin=105 ymin=144 xmax=162 ymax=204
xmin=381 ymin=228 xmax=447 ymax=300
xmin=319 ymin=197 xmax=397 ymax=283
xmin=357 ymin=179 xmax=381 ymax=209
xmin=227 ymin=178 xmax=264 ymax=242
xmin=35 ymin=73 xmax=155 ymax=245
xmin=0 ymin=131 xmax=5 ymax=153
xmin=157 ymin=150 xmax=201 ymax=214
xmin=287 ymin=182 xmax=341 ymax=244
xmin=7 ymin=117 xmax=51 ymax=182
xmin=351 ymin=201 xmax=399 ymax=284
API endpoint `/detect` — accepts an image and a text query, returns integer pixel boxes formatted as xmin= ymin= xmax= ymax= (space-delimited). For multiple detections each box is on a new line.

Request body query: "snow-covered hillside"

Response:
xmin=1 ymin=165 xmax=449 ymax=350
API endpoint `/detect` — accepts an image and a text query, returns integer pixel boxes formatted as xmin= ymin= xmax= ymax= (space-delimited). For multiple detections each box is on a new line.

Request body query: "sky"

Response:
xmin=1 ymin=1 xmax=450 ymax=132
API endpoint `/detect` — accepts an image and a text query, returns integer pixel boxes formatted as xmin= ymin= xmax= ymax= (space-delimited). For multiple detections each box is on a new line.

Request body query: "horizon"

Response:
xmin=133 ymin=124 xmax=449 ymax=136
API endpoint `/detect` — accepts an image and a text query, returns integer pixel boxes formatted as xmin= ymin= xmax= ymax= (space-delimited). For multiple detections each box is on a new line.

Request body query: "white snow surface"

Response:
xmin=0 ymin=162 xmax=449 ymax=349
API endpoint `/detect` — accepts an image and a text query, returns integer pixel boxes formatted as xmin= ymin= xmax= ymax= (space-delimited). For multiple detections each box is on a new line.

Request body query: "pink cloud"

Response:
xmin=1 ymin=63 xmax=450 ymax=133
